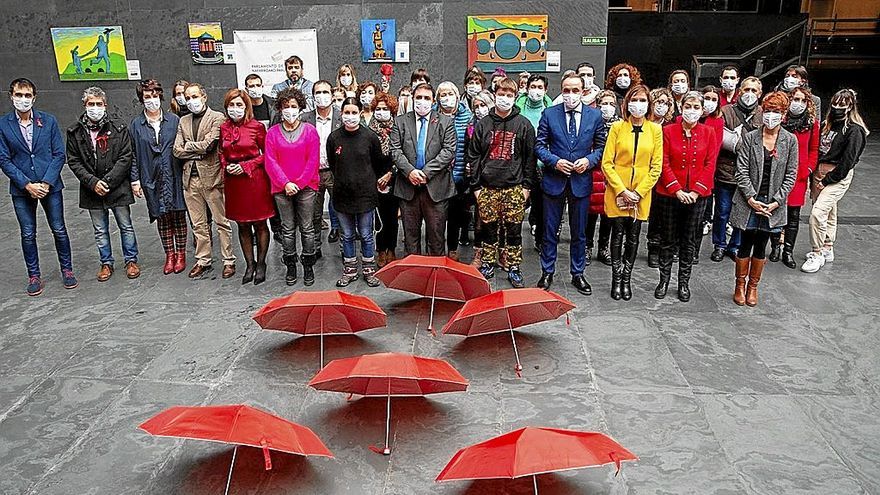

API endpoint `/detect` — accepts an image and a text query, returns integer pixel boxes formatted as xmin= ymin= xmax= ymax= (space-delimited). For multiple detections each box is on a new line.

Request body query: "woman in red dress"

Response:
xmin=220 ymin=89 xmax=274 ymax=285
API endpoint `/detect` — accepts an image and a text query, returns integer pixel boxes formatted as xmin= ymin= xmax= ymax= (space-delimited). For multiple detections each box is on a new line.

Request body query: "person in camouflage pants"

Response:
xmin=478 ymin=185 xmax=526 ymax=269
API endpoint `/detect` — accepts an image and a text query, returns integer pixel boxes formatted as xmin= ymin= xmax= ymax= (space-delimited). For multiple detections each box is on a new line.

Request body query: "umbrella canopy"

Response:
xmin=375 ymin=255 xmax=491 ymax=302
xmin=437 ymin=427 xmax=637 ymax=493
xmin=442 ymin=288 xmax=575 ymax=337
xmin=309 ymin=352 xmax=469 ymax=454
xmin=252 ymin=290 xmax=386 ymax=367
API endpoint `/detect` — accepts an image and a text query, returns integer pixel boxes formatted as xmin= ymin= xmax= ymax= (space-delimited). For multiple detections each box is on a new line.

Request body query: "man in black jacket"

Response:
xmin=66 ymin=86 xmax=139 ymax=281
xmin=466 ymin=77 xmax=537 ymax=287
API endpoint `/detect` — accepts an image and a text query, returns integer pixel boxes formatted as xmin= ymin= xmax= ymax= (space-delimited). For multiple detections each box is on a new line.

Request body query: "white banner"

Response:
xmin=232 ymin=29 xmax=319 ymax=94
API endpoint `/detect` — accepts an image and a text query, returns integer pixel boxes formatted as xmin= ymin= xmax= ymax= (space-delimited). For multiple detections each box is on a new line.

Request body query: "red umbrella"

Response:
xmin=436 ymin=427 xmax=637 ymax=494
xmin=375 ymin=254 xmax=491 ymax=334
xmin=139 ymin=404 xmax=332 ymax=495
xmin=308 ymin=352 xmax=469 ymax=455
xmin=442 ymin=288 xmax=575 ymax=377
xmin=253 ymin=290 xmax=386 ymax=367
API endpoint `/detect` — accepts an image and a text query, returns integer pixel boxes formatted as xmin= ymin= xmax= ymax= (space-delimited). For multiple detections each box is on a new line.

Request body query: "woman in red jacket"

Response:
xmin=654 ymin=91 xmax=718 ymax=302
xmin=586 ymin=90 xmax=619 ymax=266
xmin=769 ymin=86 xmax=819 ymax=268
xmin=220 ymin=89 xmax=274 ymax=285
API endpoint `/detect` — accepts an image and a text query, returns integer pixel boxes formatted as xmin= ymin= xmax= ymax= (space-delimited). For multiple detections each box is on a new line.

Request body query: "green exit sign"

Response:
xmin=581 ymin=36 xmax=607 ymax=46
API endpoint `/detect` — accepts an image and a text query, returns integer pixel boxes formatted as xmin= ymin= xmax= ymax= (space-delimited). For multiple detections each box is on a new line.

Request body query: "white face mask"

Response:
xmin=374 ymin=109 xmax=392 ymax=122
xmin=671 ymin=82 xmax=689 ymax=95
xmin=340 ymin=75 xmax=353 ymax=87
xmin=281 ymin=107 xmax=300 ymax=123
xmin=739 ymin=91 xmax=758 ymax=108
xmin=13 ymin=96 xmax=33 ymax=113
xmin=86 ymin=106 xmax=106 ymax=122
xmin=246 ymin=87 xmax=262 ymax=100
xmin=682 ymin=108 xmax=702 ymax=124
xmin=703 ymin=100 xmax=717 ymax=114
xmin=788 ymin=100 xmax=807 ymax=116
xmin=653 ymin=103 xmax=669 ymax=117
xmin=185 ymin=98 xmax=204 ymax=114
xmin=314 ymin=93 xmax=332 ymax=109
xmin=495 ymin=95 xmax=514 ymax=112
xmin=143 ymin=97 xmax=161 ymax=112
xmin=720 ymin=79 xmax=737 ymax=92
xmin=627 ymin=101 xmax=648 ymax=118
xmin=414 ymin=98 xmax=432 ymax=117
xmin=342 ymin=114 xmax=360 ymax=128
xmin=782 ymin=76 xmax=800 ymax=91
xmin=360 ymin=92 xmax=375 ymax=107
xmin=528 ymin=88 xmax=545 ymax=102
xmin=600 ymin=104 xmax=616 ymax=120
xmin=175 ymin=95 xmax=187 ymax=106
xmin=465 ymin=84 xmax=481 ymax=96
xmin=474 ymin=106 xmax=489 ymax=120
xmin=439 ymin=95 xmax=457 ymax=109
xmin=763 ymin=111 xmax=782 ymax=129
xmin=562 ymin=93 xmax=581 ymax=110
xmin=227 ymin=106 xmax=245 ymax=121
xmin=581 ymin=90 xmax=598 ymax=106
xmin=616 ymin=75 xmax=631 ymax=89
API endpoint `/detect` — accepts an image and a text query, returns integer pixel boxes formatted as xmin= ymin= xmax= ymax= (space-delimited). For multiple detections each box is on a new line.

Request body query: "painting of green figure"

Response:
xmin=51 ymin=26 xmax=129 ymax=81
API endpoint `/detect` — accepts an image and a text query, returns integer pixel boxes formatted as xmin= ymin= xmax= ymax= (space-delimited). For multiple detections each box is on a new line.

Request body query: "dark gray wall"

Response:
xmin=0 ymin=0 xmax=608 ymax=128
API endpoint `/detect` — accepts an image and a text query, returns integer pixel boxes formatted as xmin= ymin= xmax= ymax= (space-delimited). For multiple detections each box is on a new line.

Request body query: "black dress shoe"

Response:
xmin=768 ymin=244 xmax=781 ymax=262
xmin=536 ymin=272 xmax=553 ymax=290
xmin=710 ymin=248 xmax=725 ymax=262
xmin=781 ymin=250 xmax=796 ymax=269
xmin=571 ymin=274 xmax=592 ymax=296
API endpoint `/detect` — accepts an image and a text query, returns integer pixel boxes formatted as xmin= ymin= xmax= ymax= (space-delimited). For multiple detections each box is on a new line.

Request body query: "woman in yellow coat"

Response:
xmin=601 ymin=84 xmax=663 ymax=300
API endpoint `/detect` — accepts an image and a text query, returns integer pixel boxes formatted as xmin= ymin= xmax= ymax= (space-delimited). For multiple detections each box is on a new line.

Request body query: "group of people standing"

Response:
xmin=0 ymin=57 xmax=868 ymax=307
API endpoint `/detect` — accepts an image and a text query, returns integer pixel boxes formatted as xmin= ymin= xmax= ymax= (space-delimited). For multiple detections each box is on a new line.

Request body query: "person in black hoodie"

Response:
xmin=66 ymin=86 xmax=139 ymax=281
xmin=466 ymin=77 xmax=537 ymax=287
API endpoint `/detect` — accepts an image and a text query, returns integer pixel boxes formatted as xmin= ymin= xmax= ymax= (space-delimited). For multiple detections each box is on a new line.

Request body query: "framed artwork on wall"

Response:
xmin=188 ymin=22 xmax=224 ymax=65
xmin=361 ymin=19 xmax=396 ymax=63
xmin=466 ymin=15 xmax=548 ymax=72
xmin=50 ymin=26 xmax=129 ymax=81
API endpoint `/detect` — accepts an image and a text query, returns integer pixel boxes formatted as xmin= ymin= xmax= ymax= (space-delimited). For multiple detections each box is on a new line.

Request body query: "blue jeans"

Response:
xmin=712 ymin=182 xmax=741 ymax=252
xmin=337 ymin=210 xmax=375 ymax=260
xmin=12 ymin=191 xmax=73 ymax=277
xmin=89 ymin=206 xmax=139 ymax=266
xmin=328 ymin=200 xmax=340 ymax=230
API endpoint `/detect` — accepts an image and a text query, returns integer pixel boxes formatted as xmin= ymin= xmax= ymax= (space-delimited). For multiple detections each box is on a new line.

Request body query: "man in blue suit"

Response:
xmin=0 ymin=78 xmax=78 ymax=296
xmin=535 ymin=73 xmax=606 ymax=295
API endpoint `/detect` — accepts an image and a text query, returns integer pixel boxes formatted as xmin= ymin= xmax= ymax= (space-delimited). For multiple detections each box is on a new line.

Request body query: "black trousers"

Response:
xmin=739 ymin=229 xmax=772 ymax=259
xmin=446 ymin=186 xmax=472 ymax=252
xmin=400 ymin=188 xmax=448 ymax=256
xmin=528 ymin=181 xmax=544 ymax=247
xmin=586 ymin=213 xmax=611 ymax=250
xmin=376 ymin=192 xmax=399 ymax=253
xmin=770 ymin=205 xmax=801 ymax=250
xmin=646 ymin=197 xmax=661 ymax=251
xmin=655 ymin=194 xmax=708 ymax=272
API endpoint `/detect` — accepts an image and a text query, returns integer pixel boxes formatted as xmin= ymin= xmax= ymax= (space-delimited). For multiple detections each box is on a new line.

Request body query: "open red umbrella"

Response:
xmin=375 ymin=254 xmax=491 ymax=334
xmin=436 ymin=427 xmax=637 ymax=494
xmin=442 ymin=288 xmax=575 ymax=377
xmin=253 ymin=290 xmax=386 ymax=367
xmin=308 ymin=352 xmax=469 ymax=455
xmin=139 ymin=404 xmax=332 ymax=495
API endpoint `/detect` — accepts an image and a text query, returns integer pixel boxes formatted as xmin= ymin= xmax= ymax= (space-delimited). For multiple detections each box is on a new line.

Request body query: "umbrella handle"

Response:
xmin=427 ymin=272 xmax=438 ymax=336
xmin=320 ymin=307 xmax=324 ymax=368
xmin=533 ymin=474 xmax=538 ymax=495
xmin=507 ymin=313 xmax=523 ymax=378
xmin=224 ymin=445 xmax=238 ymax=495
xmin=383 ymin=390 xmax=392 ymax=455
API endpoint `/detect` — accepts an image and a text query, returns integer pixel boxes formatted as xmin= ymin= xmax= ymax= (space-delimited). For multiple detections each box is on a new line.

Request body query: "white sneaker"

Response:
xmin=821 ymin=247 xmax=834 ymax=262
xmin=703 ymin=222 xmax=712 ymax=236
xmin=801 ymin=252 xmax=826 ymax=273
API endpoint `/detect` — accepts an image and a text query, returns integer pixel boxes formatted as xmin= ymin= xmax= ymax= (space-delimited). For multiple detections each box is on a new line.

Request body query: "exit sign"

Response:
xmin=581 ymin=36 xmax=607 ymax=46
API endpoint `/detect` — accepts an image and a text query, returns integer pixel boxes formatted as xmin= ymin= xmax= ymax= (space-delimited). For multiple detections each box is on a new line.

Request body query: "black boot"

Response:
xmin=654 ymin=251 xmax=672 ymax=299
xmin=609 ymin=221 xmax=624 ymax=300
xmin=677 ymin=262 xmax=692 ymax=302
xmin=282 ymin=254 xmax=298 ymax=286
xmin=647 ymin=244 xmax=660 ymax=268
xmin=781 ymin=213 xmax=799 ymax=269
xmin=621 ymin=220 xmax=640 ymax=301
xmin=301 ymin=253 xmax=316 ymax=286
xmin=768 ymin=233 xmax=781 ymax=262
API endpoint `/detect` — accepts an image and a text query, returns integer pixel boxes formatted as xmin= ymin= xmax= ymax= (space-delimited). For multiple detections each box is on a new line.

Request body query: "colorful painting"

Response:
xmin=51 ymin=26 xmax=128 ymax=81
xmin=189 ymin=22 xmax=224 ymax=65
xmin=467 ymin=15 xmax=548 ymax=72
xmin=361 ymin=19 xmax=396 ymax=63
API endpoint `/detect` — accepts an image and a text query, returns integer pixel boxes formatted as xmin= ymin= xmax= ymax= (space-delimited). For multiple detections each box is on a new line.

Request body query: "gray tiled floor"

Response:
xmin=0 ymin=137 xmax=878 ymax=494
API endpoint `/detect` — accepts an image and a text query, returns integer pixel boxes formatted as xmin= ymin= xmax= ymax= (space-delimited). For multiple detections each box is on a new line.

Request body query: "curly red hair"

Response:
xmin=761 ymin=91 xmax=790 ymax=113
xmin=605 ymin=63 xmax=642 ymax=90
xmin=371 ymin=91 xmax=399 ymax=114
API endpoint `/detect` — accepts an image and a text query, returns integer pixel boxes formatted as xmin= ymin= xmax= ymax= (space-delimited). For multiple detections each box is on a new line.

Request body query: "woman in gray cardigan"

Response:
xmin=730 ymin=91 xmax=798 ymax=307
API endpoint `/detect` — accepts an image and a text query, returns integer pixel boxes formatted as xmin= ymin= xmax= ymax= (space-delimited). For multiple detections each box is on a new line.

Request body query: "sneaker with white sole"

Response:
xmin=801 ymin=252 xmax=826 ymax=273
xmin=821 ymin=247 xmax=834 ymax=262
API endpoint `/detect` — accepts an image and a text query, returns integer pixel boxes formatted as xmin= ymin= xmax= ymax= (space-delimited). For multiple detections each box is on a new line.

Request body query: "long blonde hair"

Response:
xmin=823 ymin=89 xmax=870 ymax=136
xmin=336 ymin=64 xmax=359 ymax=93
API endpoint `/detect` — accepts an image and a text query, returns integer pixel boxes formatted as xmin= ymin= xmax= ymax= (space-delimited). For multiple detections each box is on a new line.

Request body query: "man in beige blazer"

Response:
xmin=173 ymin=82 xmax=235 ymax=279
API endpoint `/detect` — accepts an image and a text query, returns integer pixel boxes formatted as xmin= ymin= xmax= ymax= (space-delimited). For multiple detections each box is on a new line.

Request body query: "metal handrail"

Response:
xmin=806 ymin=17 xmax=880 ymax=66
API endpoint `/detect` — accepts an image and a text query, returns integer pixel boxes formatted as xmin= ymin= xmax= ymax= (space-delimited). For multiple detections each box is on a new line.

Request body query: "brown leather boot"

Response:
xmin=733 ymin=257 xmax=749 ymax=306
xmin=745 ymin=257 xmax=765 ymax=307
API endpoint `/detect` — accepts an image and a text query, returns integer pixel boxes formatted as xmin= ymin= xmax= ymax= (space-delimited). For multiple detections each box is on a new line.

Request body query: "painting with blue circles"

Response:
xmin=467 ymin=15 xmax=548 ymax=72
xmin=361 ymin=19 xmax=396 ymax=63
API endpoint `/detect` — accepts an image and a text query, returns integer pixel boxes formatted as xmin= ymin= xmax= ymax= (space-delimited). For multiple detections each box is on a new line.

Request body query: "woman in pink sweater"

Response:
xmin=264 ymin=87 xmax=320 ymax=286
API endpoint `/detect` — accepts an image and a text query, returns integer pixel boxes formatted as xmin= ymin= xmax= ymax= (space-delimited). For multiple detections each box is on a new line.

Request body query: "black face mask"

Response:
xmin=830 ymin=107 xmax=847 ymax=119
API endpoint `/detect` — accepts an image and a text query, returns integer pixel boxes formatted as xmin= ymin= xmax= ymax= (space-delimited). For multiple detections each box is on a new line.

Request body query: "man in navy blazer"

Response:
xmin=535 ymin=73 xmax=607 ymax=295
xmin=0 ymin=78 xmax=78 ymax=296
